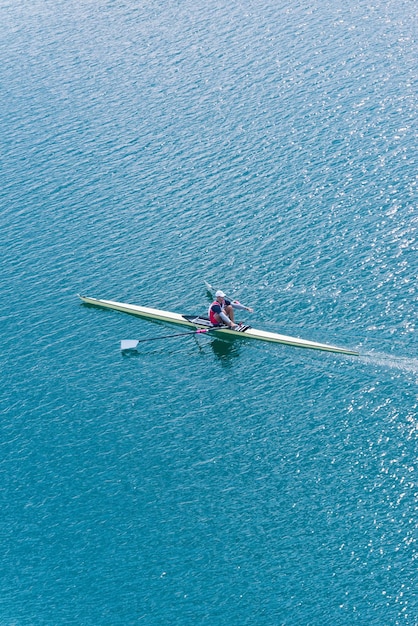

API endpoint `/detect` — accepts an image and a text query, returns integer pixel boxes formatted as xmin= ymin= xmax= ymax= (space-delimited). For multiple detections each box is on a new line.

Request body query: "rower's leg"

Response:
xmin=224 ymin=304 xmax=235 ymax=322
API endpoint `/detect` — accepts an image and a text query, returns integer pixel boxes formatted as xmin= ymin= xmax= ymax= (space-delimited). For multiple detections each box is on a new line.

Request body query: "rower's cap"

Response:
xmin=215 ymin=290 xmax=226 ymax=298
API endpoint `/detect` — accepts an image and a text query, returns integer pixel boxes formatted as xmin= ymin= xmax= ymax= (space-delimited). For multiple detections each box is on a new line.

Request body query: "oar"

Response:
xmin=121 ymin=328 xmax=211 ymax=350
xmin=205 ymin=280 xmax=253 ymax=313
xmin=205 ymin=280 xmax=237 ymax=303
xmin=204 ymin=280 xmax=216 ymax=296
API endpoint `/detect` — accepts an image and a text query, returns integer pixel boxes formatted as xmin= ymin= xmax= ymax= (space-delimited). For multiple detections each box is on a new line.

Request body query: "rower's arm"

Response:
xmin=232 ymin=301 xmax=253 ymax=313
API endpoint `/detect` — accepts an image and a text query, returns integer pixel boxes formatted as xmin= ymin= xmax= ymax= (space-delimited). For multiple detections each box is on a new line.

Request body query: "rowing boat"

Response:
xmin=78 ymin=294 xmax=359 ymax=356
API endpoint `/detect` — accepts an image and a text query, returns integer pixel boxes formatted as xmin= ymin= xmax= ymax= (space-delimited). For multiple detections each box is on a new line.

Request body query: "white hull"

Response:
xmin=78 ymin=295 xmax=359 ymax=356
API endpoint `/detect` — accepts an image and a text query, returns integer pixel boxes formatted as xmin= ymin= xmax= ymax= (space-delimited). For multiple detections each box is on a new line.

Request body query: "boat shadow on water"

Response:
xmin=209 ymin=335 xmax=241 ymax=367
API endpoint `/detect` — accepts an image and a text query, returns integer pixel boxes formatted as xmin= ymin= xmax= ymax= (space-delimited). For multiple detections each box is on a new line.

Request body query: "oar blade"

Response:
xmin=121 ymin=340 xmax=139 ymax=351
xmin=204 ymin=280 xmax=214 ymax=296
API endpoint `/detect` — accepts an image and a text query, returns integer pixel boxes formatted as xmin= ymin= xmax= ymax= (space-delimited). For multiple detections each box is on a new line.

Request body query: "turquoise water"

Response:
xmin=1 ymin=0 xmax=417 ymax=623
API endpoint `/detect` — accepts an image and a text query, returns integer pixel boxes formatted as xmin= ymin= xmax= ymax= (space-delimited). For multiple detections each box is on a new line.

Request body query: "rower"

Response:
xmin=208 ymin=290 xmax=253 ymax=330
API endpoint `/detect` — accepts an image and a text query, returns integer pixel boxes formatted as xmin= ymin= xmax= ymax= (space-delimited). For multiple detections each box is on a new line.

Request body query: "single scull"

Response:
xmin=78 ymin=294 xmax=359 ymax=356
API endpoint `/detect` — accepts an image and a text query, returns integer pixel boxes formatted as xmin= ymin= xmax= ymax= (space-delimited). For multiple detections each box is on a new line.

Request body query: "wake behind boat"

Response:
xmin=78 ymin=295 xmax=359 ymax=356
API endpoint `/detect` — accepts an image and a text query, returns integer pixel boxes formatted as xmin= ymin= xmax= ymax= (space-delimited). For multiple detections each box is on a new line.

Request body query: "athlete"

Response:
xmin=208 ymin=290 xmax=253 ymax=329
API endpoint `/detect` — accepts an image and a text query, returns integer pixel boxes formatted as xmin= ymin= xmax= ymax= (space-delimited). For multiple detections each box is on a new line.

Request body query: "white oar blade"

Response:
xmin=120 ymin=340 xmax=139 ymax=350
xmin=204 ymin=280 xmax=214 ymax=294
